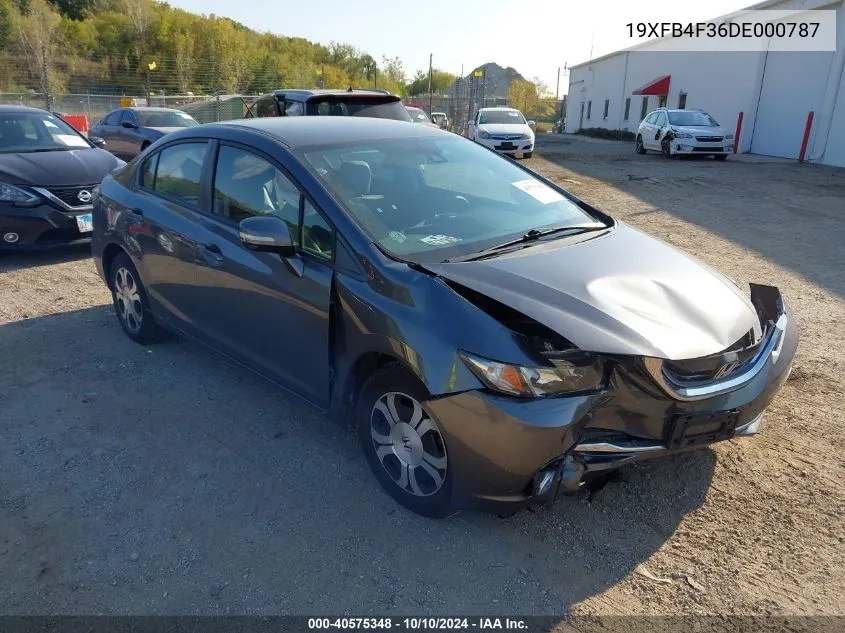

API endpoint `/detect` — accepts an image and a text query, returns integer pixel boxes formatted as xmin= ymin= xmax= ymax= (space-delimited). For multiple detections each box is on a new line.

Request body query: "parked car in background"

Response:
xmin=91 ymin=117 xmax=796 ymax=518
xmin=468 ymin=106 xmax=535 ymax=158
xmin=405 ymin=106 xmax=439 ymax=127
xmin=430 ymin=111 xmax=449 ymax=130
xmin=636 ymin=108 xmax=734 ymax=159
xmin=90 ymin=107 xmax=199 ymax=160
xmin=0 ymin=105 xmax=123 ymax=250
xmin=248 ymin=89 xmax=412 ymax=122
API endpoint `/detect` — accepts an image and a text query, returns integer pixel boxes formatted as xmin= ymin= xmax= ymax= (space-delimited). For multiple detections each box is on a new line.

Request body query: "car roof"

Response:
xmin=479 ymin=106 xmax=520 ymax=112
xmin=268 ymin=89 xmax=396 ymax=101
xmin=126 ymin=107 xmax=184 ymax=112
xmin=207 ymin=116 xmax=448 ymax=149
xmin=0 ymin=104 xmax=51 ymax=114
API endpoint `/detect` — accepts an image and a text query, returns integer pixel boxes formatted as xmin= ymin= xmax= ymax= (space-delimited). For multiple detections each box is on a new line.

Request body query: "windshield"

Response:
xmin=0 ymin=111 xmax=91 ymax=153
xmin=306 ymin=98 xmax=412 ymax=122
xmin=479 ymin=110 xmax=525 ymax=125
xmin=407 ymin=108 xmax=431 ymax=123
xmin=667 ymin=111 xmax=719 ymax=127
xmin=298 ymin=136 xmax=598 ymax=263
xmin=137 ymin=111 xmax=199 ymax=128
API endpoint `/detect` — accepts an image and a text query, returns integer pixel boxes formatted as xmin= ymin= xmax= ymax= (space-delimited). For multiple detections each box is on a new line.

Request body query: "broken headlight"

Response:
xmin=459 ymin=351 xmax=604 ymax=397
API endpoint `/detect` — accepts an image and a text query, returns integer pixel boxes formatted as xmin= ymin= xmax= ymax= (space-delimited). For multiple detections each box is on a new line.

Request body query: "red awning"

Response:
xmin=632 ymin=75 xmax=671 ymax=96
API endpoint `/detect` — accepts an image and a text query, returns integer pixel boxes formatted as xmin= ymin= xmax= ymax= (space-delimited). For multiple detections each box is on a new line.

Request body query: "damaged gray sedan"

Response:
xmin=91 ymin=117 xmax=797 ymax=518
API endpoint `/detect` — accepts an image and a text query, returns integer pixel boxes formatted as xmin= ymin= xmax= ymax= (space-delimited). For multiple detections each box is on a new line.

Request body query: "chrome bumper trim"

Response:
xmin=644 ymin=314 xmax=788 ymax=402
xmin=573 ymin=441 xmax=665 ymax=454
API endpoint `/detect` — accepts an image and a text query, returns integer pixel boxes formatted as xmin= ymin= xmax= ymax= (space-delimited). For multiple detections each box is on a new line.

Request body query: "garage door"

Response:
xmin=750 ymin=50 xmax=834 ymax=158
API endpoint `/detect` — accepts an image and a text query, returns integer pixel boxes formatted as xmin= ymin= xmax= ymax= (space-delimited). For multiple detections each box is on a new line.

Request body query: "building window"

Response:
xmin=658 ymin=95 xmax=667 ymax=107
xmin=678 ymin=92 xmax=687 ymax=109
xmin=624 ymin=98 xmax=631 ymax=121
xmin=640 ymin=97 xmax=648 ymax=122
xmin=587 ymin=101 xmax=592 ymax=119
xmin=603 ymin=99 xmax=609 ymax=119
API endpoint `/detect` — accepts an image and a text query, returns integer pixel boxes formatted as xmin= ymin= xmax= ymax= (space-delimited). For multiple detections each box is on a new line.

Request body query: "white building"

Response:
xmin=564 ymin=0 xmax=845 ymax=167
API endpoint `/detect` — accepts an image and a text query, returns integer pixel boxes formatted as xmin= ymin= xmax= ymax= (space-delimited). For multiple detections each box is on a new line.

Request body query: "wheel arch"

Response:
xmin=101 ymin=241 xmax=129 ymax=288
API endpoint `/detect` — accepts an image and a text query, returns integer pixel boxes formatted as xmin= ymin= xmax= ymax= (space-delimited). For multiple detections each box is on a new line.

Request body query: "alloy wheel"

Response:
xmin=114 ymin=266 xmax=143 ymax=334
xmin=369 ymin=392 xmax=447 ymax=497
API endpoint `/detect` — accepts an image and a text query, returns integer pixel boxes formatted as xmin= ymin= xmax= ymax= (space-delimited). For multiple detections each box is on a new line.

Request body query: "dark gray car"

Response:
xmin=91 ymin=118 xmax=797 ymax=518
xmin=90 ymin=107 xmax=199 ymax=160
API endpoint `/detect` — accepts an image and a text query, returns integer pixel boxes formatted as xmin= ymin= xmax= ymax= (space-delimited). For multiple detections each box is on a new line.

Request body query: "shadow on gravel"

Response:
xmin=0 ymin=244 xmax=92 ymax=274
xmin=1 ymin=306 xmax=716 ymax=616
xmin=537 ymin=137 xmax=845 ymax=299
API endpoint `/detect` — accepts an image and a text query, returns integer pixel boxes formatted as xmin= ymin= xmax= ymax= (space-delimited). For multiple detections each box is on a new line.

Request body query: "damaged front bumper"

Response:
xmin=425 ymin=285 xmax=797 ymax=514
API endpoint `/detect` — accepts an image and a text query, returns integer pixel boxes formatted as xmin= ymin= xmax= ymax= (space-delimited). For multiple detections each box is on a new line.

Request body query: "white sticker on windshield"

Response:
xmin=512 ymin=179 xmax=565 ymax=204
xmin=44 ymin=120 xmax=59 ymax=128
xmin=508 ymin=111 xmax=519 ymax=117
xmin=420 ymin=234 xmax=461 ymax=246
xmin=56 ymin=134 xmax=90 ymax=147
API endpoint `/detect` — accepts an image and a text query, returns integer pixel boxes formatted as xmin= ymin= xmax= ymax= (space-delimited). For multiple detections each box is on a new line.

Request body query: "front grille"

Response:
xmin=696 ymin=136 xmax=724 ymax=142
xmin=664 ymin=329 xmax=761 ymax=383
xmin=45 ymin=186 xmax=96 ymax=208
xmin=491 ymin=134 xmax=523 ymax=140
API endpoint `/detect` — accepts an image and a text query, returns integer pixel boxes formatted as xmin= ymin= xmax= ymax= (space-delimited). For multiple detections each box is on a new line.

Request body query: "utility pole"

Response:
xmin=556 ymin=66 xmax=560 ymax=100
xmin=427 ymin=53 xmax=433 ymax=115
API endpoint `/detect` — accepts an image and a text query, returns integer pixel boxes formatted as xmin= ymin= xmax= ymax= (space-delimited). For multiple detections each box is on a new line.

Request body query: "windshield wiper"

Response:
xmin=22 ymin=147 xmax=73 ymax=153
xmin=445 ymin=223 xmax=607 ymax=263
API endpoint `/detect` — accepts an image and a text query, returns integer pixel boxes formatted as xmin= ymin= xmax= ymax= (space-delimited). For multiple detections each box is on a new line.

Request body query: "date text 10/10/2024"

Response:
xmin=308 ymin=618 xmax=530 ymax=630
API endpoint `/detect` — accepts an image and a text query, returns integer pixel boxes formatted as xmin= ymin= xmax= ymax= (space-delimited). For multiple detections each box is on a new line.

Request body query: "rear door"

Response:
xmin=96 ymin=111 xmax=122 ymax=154
xmin=117 ymin=110 xmax=141 ymax=158
xmin=191 ymin=142 xmax=334 ymax=405
xmin=130 ymin=141 xmax=210 ymax=334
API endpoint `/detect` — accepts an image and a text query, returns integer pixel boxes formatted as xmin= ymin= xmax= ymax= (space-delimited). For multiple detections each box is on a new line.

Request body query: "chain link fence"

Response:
xmin=404 ymin=95 xmax=565 ymax=135
xmin=0 ymin=91 xmax=260 ymax=124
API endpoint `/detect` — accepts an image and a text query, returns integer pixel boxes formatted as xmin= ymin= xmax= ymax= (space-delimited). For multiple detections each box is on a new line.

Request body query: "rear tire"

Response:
xmin=109 ymin=252 xmax=166 ymax=344
xmin=356 ymin=365 xmax=454 ymax=518
xmin=661 ymin=138 xmax=673 ymax=158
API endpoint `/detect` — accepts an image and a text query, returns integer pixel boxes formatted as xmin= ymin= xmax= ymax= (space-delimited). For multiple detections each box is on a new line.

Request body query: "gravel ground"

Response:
xmin=1 ymin=134 xmax=843 ymax=623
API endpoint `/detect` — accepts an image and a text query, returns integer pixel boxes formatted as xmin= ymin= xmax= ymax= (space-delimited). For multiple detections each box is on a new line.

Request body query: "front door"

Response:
xmin=192 ymin=143 xmax=334 ymax=406
xmin=129 ymin=141 xmax=209 ymax=334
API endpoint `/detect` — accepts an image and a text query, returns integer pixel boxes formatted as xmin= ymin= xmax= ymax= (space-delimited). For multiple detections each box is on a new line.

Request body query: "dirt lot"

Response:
xmin=1 ymin=135 xmax=843 ymax=623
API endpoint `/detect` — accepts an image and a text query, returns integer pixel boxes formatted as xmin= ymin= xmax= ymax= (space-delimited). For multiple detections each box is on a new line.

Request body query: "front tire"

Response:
xmin=635 ymin=135 xmax=647 ymax=154
xmin=661 ymin=137 xmax=673 ymax=158
xmin=714 ymin=154 xmax=728 ymax=161
xmin=523 ymin=151 xmax=534 ymax=159
xmin=356 ymin=365 xmax=454 ymax=518
xmin=109 ymin=252 xmax=166 ymax=344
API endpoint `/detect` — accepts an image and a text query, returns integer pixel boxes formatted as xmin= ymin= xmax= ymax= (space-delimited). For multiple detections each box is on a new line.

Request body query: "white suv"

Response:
xmin=636 ymin=108 xmax=734 ymax=160
xmin=467 ymin=107 xmax=535 ymax=158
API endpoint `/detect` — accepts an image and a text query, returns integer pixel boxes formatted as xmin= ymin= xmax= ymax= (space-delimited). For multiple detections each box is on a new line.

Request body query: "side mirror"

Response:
xmin=527 ymin=120 xmax=536 ymax=129
xmin=121 ymin=121 xmax=137 ymax=129
xmin=238 ymin=216 xmax=296 ymax=257
xmin=89 ymin=136 xmax=107 ymax=148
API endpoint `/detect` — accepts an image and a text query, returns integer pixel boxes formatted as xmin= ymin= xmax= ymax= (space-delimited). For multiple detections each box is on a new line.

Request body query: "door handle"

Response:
xmin=199 ymin=242 xmax=224 ymax=266
xmin=203 ymin=243 xmax=222 ymax=254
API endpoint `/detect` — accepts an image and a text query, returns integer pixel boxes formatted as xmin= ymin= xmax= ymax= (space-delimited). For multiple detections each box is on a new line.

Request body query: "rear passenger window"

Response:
xmin=253 ymin=96 xmax=279 ymax=118
xmin=152 ymin=142 xmax=208 ymax=205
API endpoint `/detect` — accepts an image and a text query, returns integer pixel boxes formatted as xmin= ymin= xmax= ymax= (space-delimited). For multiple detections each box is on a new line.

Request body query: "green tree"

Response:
xmin=406 ymin=68 xmax=457 ymax=95
xmin=12 ymin=0 xmax=65 ymax=96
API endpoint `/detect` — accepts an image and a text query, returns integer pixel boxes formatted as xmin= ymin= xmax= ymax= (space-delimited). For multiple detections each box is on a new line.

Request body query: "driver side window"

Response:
xmin=212 ymin=145 xmax=301 ymax=239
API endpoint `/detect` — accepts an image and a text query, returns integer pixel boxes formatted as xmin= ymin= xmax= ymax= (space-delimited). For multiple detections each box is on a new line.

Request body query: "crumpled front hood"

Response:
xmin=0 ymin=148 xmax=121 ymax=186
xmin=423 ymin=222 xmax=761 ymax=360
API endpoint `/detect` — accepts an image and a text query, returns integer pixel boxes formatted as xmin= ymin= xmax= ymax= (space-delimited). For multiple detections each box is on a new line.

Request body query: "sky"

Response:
xmin=167 ymin=0 xmax=754 ymax=95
